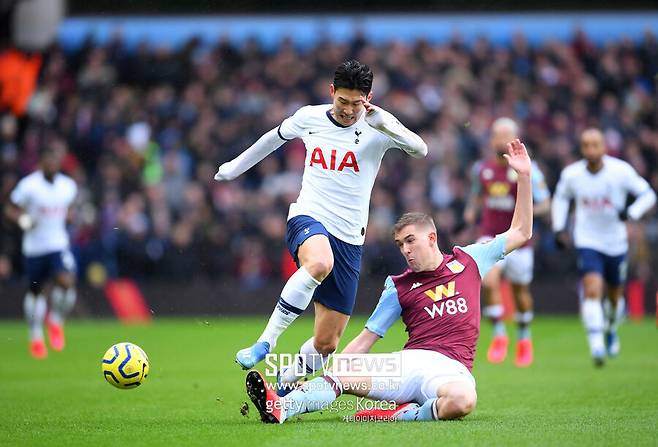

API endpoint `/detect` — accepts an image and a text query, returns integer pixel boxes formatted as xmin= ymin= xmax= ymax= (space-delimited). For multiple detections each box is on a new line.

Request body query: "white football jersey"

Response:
xmin=552 ymin=155 xmax=653 ymax=256
xmin=278 ymin=104 xmax=396 ymax=245
xmin=10 ymin=171 xmax=77 ymax=257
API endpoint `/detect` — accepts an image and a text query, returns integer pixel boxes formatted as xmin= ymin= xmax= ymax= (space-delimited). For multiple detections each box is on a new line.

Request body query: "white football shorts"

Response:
xmin=365 ymin=349 xmax=475 ymax=405
xmin=478 ymin=236 xmax=534 ymax=285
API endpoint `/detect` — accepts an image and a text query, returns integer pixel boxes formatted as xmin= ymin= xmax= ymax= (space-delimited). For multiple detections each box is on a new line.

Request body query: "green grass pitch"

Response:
xmin=0 ymin=316 xmax=656 ymax=446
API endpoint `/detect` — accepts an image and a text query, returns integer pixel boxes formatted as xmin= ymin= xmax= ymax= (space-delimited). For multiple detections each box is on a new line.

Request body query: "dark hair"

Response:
xmin=392 ymin=212 xmax=436 ymax=236
xmin=333 ymin=60 xmax=373 ymax=95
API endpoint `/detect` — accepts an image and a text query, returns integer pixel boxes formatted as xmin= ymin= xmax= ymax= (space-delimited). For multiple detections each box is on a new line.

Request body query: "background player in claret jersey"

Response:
xmin=5 ymin=145 xmax=78 ymax=359
xmin=463 ymin=118 xmax=550 ymax=367
xmin=552 ymin=128 xmax=655 ymax=367
xmin=213 ymin=60 xmax=428 ymax=381
xmin=245 ymin=139 xmax=533 ymax=424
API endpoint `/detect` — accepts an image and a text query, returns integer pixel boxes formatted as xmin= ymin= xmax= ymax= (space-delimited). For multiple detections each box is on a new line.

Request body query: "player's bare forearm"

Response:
xmin=502 ymin=140 xmax=533 ymax=254
xmin=341 ymin=329 xmax=380 ymax=354
xmin=4 ymin=202 xmax=22 ymax=224
xmin=504 ymin=172 xmax=532 ymax=253
xmin=4 ymin=203 xmax=34 ymax=231
xmin=66 ymin=208 xmax=76 ymax=225
xmin=463 ymin=196 xmax=481 ymax=225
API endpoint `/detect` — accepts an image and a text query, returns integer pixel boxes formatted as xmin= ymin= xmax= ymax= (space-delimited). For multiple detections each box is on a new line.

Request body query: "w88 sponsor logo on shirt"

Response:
xmin=423 ymin=297 xmax=469 ymax=319
xmin=421 ymin=281 xmax=469 ymax=319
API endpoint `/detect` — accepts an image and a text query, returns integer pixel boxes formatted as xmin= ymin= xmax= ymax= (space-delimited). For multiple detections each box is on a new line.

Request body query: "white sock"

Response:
xmin=582 ymin=299 xmax=605 ymax=356
xmin=280 ymin=337 xmax=331 ymax=384
xmin=257 ymin=267 xmax=321 ymax=348
xmin=24 ymin=292 xmax=47 ymax=340
xmin=483 ymin=304 xmax=504 ymax=320
xmin=283 ymin=373 xmax=343 ymax=420
xmin=515 ymin=311 xmax=534 ymax=324
xmin=396 ymin=398 xmax=439 ymax=421
xmin=49 ymin=287 xmax=77 ymax=326
xmin=610 ymin=297 xmax=625 ymax=331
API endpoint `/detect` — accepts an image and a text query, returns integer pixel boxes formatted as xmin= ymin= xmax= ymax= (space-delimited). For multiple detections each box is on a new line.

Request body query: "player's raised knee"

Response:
xmin=304 ymin=258 xmax=334 ymax=281
xmin=313 ymin=337 xmax=338 ymax=356
xmin=441 ymin=388 xmax=477 ymax=419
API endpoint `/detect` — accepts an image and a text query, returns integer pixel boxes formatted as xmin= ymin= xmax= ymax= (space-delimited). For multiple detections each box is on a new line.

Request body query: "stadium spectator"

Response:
xmin=2 ymin=31 xmax=657 ymax=285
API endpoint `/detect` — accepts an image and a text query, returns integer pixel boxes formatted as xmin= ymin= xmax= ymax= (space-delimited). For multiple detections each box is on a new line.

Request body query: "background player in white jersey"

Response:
xmin=213 ymin=60 xmax=428 ymax=380
xmin=5 ymin=146 xmax=78 ymax=359
xmin=552 ymin=128 xmax=656 ymax=366
xmin=244 ymin=139 xmax=533 ymax=424
xmin=464 ymin=118 xmax=550 ymax=367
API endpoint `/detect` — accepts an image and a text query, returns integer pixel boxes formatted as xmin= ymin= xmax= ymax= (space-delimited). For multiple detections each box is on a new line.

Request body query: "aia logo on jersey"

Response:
xmin=582 ymin=196 xmax=613 ymax=210
xmin=309 ymin=148 xmax=360 ymax=172
xmin=38 ymin=206 xmax=66 ymax=215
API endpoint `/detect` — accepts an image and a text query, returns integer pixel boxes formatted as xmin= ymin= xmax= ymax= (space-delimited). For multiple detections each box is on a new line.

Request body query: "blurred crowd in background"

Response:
xmin=1 ymin=29 xmax=657 ymax=288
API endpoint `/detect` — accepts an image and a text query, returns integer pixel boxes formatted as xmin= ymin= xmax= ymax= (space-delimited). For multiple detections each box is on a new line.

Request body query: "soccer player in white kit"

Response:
xmin=552 ymin=128 xmax=656 ymax=366
xmin=6 ymin=146 xmax=78 ymax=359
xmin=213 ymin=60 xmax=428 ymax=382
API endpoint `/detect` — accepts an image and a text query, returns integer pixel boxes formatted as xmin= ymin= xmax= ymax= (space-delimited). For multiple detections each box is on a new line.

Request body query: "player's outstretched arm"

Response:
xmin=626 ymin=188 xmax=656 ymax=220
xmin=623 ymin=165 xmax=657 ymax=221
xmin=501 ymin=139 xmax=533 ymax=254
xmin=551 ymin=169 xmax=572 ymax=249
xmin=362 ymin=100 xmax=428 ymax=158
xmin=342 ymin=328 xmax=380 ymax=354
xmin=214 ymin=127 xmax=286 ymax=181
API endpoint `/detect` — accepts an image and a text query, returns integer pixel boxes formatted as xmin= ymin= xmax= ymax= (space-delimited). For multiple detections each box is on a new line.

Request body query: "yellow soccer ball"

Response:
xmin=101 ymin=342 xmax=150 ymax=389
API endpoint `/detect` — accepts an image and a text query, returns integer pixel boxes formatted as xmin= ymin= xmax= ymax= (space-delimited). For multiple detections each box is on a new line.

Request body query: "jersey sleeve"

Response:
xmin=70 ymin=180 xmax=78 ymax=203
xmin=551 ymin=168 xmax=573 ymax=232
xmin=623 ymin=163 xmax=652 ymax=196
xmin=9 ymin=179 xmax=29 ymax=208
xmin=531 ymin=162 xmax=550 ymax=203
xmin=365 ymin=276 xmax=402 ymax=337
xmin=277 ymin=106 xmax=307 ymax=141
xmin=622 ymin=163 xmax=657 ymax=220
xmin=460 ymin=235 xmax=507 ymax=278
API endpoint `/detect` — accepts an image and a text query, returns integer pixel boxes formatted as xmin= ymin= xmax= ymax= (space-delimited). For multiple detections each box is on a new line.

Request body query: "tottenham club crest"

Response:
xmin=354 ymin=129 xmax=362 ymax=144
